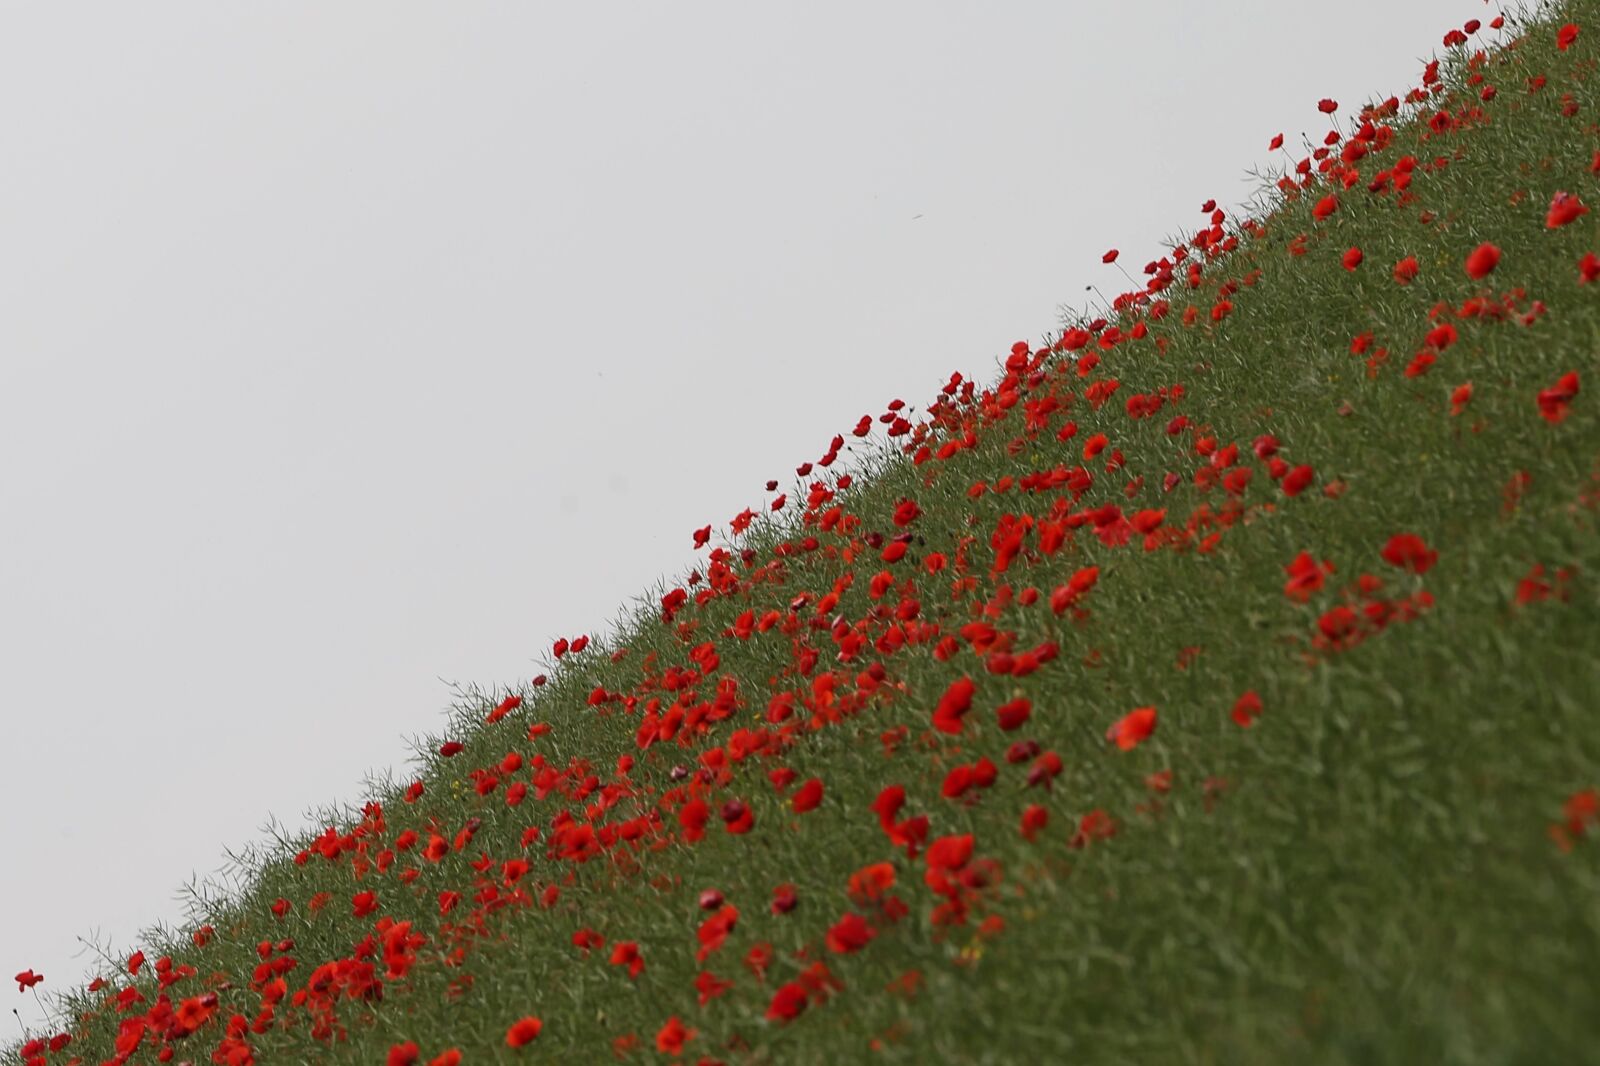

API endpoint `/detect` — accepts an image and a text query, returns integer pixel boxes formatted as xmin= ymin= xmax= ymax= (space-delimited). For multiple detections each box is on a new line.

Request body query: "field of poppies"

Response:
xmin=9 ymin=3 xmax=1600 ymax=1064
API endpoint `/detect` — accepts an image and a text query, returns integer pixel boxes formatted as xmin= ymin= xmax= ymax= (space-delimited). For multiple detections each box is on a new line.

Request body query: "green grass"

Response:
xmin=9 ymin=3 xmax=1600 ymax=1064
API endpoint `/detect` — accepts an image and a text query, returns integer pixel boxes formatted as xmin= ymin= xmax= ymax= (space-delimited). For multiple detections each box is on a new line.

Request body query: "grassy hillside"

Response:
xmin=9 ymin=3 xmax=1600 ymax=1064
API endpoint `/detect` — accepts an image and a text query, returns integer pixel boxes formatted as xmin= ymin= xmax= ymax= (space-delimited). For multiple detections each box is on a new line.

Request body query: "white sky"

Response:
xmin=2 ymin=0 xmax=1474 ymax=1035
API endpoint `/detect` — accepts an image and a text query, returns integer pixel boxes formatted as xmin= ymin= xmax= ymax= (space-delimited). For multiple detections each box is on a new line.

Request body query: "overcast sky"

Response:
xmin=2 ymin=0 xmax=1473 ymax=1036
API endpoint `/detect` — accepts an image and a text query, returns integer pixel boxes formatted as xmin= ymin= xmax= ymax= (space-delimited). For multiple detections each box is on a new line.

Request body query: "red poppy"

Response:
xmin=771 ymin=883 xmax=799 ymax=915
xmin=1107 ymin=707 xmax=1157 ymax=751
xmin=1318 ymin=98 xmax=1339 ymax=113
xmin=1557 ymin=23 xmax=1579 ymax=51
xmin=609 ymin=942 xmax=645 ymax=980
xmin=1547 ymin=191 xmax=1589 ymax=228
xmin=995 ymin=698 xmax=1032 ymax=731
xmin=722 ymin=799 xmax=754 ymax=835
xmin=1465 ymin=243 xmax=1501 ymax=280
xmin=655 ymin=1017 xmax=696 ymax=1056
xmin=1284 ymin=551 xmax=1332 ymax=601
xmin=1450 ymin=382 xmax=1473 ymax=416
xmin=14 ymin=969 xmax=43 ymax=992
xmin=1393 ymin=256 xmax=1420 ymax=284
xmin=1380 ymin=533 xmax=1438 ymax=574
xmin=696 ymin=970 xmax=733 ymax=1006
xmin=505 ymin=1017 xmax=542 ymax=1048
xmin=1019 ymin=804 xmax=1050 ymax=842
xmin=1232 ymin=691 xmax=1263 ymax=728
xmin=1342 ymin=247 xmax=1363 ymax=270
xmin=1049 ymin=566 xmax=1100 ymax=614
xmin=791 ymin=778 xmax=824 ymax=813
xmin=825 ymin=912 xmax=876 ymax=953
xmin=1281 ymin=464 xmax=1316 ymax=497
xmin=932 ymin=676 xmax=977 ymax=734
xmin=1312 ymin=195 xmax=1339 ymax=220
xmin=767 ymin=982 xmax=808 ymax=1022
xmin=1537 ymin=371 xmax=1580 ymax=424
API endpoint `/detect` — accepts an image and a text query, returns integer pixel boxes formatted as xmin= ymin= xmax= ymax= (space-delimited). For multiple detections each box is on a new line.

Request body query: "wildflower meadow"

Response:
xmin=8 ymin=3 xmax=1600 ymax=1063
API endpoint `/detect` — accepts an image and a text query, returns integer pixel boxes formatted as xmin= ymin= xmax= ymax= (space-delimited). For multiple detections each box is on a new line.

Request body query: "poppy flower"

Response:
xmin=995 ymin=698 xmax=1031 ymax=731
xmin=1380 ymin=533 xmax=1438 ymax=574
xmin=771 ymin=883 xmax=799 ymax=915
xmin=696 ymin=905 xmax=738 ymax=962
xmin=1392 ymin=256 xmax=1419 ymax=284
xmin=127 ymin=951 xmax=145 ymax=975
xmin=1317 ymin=605 xmax=1361 ymax=647
xmin=1465 ymin=243 xmax=1501 ymax=280
xmin=1027 ymin=749 xmax=1064 ymax=789
xmin=505 ymin=1017 xmax=543 ymax=1048
xmin=825 ymin=912 xmax=876 ymax=954
xmin=722 ymin=799 xmax=754 ymax=835
xmin=1281 ymin=464 xmax=1316 ymax=497
xmin=1070 ymin=809 xmax=1118 ymax=849
xmin=14 ymin=969 xmax=43 ymax=992
xmin=1313 ymin=195 xmax=1340 ymax=220
xmin=1342 ymin=247 xmax=1363 ymax=270
xmin=388 ymin=1043 xmax=420 ymax=1066
xmin=1557 ymin=23 xmax=1579 ymax=51
xmin=767 ymin=982 xmax=808 ymax=1022
xmin=610 ymin=942 xmax=645 ymax=979
xmin=1019 ymin=804 xmax=1050 ymax=842
xmin=1231 ymin=691 xmax=1263 ymax=728
xmin=932 ymin=676 xmax=977 ymax=734
xmin=1103 ymin=249 xmax=1119 ymax=263
xmin=1580 ymin=252 xmax=1600 ymax=283
xmin=1284 ymin=551 xmax=1333 ymax=601
xmin=1450 ymin=382 xmax=1473 ymax=415
xmin=1537 ymin=371 xmax=1580 ymax=424
xmin=1547 ymin=191 xmax=1589 ymax=228
xmin=696 ymin=970 xmax=733 ymax=1006
xmin=655 ymin=1017 xmax=696 ymax=1056
xmin=352 ymin=891 xmax=379 ymax=918
xmin=1049 ymin=566 xmax=1100 ymax=614
xmin=791 ymin=778 xmax=824 ymax=813
xmin=1107 ymin=707 xmax=1157 ymax=751
xmin=893 ymin=498 xmax=922 ymax=527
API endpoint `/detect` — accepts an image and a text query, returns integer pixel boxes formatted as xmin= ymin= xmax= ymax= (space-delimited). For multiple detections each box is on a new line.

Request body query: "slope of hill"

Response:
xmin=8 ymin=3 xmax=1599 ymax=1064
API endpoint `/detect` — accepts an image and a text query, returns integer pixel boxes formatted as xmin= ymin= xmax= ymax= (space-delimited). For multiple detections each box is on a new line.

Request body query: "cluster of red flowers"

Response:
xmin=10 ymin=12 xmax=1595 ymax=1066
